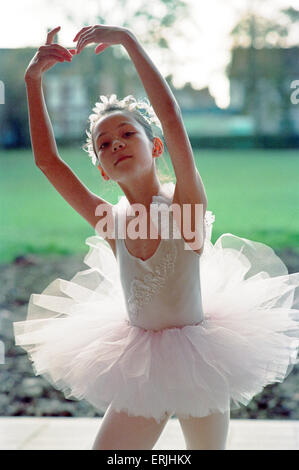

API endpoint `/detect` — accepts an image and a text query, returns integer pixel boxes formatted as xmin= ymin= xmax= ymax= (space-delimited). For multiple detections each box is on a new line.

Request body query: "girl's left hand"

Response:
xmin=72 ymin=24 xmax=129 ymax=55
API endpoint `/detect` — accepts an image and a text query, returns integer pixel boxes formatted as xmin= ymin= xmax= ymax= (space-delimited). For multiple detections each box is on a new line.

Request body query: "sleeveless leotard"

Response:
xmin=13 ymin=182 xmax=299 ymax=423
xmin=114 ymin=193 xmax=205 ymax=331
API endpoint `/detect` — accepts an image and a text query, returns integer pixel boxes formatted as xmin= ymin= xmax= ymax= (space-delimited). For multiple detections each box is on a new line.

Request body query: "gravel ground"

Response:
xmin=0 ymin=248 xmax=298 ymax=419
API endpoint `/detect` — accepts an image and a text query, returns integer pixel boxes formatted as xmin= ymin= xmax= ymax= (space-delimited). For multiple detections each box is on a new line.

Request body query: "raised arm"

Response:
xmin=24 ymin=27 xmax=116 ymax=253
xmin=74 ymin=25 xmax=208 ymax=252
xmin=74 ymin=26 xmax=208 ymax=204
xmin=121 ymin=31 xmax=208 ymax=210
xmin=24 ymin=26 xmax=73 ymax=167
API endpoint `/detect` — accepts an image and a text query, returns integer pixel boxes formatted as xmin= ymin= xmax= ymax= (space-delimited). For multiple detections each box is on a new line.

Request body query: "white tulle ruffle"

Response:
xmin=13 ymin=186 xmax=299 ymax=423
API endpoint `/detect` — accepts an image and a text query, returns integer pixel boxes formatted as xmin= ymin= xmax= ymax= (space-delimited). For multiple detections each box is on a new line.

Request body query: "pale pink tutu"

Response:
xmin=13 ymin=230 xmax=299 ymax=423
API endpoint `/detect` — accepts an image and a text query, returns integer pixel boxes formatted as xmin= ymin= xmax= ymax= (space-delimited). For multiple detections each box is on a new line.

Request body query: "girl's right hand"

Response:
xmin=25 ymin=26 xmax=73 ymax=81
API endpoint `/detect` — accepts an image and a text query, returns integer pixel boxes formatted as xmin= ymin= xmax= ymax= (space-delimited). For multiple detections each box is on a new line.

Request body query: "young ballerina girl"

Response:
xmin=14 ymin=25 xmax=299 ymax=450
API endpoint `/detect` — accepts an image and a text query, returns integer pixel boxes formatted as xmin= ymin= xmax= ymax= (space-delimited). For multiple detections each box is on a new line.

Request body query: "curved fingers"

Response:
xmin=45 ymin=26 xmax=60 ymax=45
xmin=40 ymin=44 xmax=72 ymax=60
xmin=76 ymin=31 xmax=95 ymax=53
xmin=48 ymin=44 xmax=73 ymax=59
xmin=37 ymin=51 xmax=65 ymax=62
xmin=73 ymin=26 xmax=92 ymax=42
xmin=95 ymin=43 xmax=110 ymax=54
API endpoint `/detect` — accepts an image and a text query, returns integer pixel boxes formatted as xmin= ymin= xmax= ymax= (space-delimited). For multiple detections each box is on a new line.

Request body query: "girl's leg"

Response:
xmin=177 ymin=408 xmax=230 ymax=450
xmin=92 ymin=403 xmax=173 ymax=450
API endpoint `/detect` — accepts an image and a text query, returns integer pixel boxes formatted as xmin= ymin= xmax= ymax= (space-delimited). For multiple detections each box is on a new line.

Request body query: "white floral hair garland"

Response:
xmin=83 ymin=94 xmax=163 ymax=166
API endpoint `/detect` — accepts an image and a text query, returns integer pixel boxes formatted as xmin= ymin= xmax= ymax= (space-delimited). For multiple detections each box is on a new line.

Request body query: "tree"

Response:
xmin=229 ymin=2 xmax=299 ymax=136
xmin=0 ymin=48 xmax=34 ymax=147
xmin=0 ymin=0 xmax=191 ymax=150
xmin=57 ymin=0 xmax=189 ymax=50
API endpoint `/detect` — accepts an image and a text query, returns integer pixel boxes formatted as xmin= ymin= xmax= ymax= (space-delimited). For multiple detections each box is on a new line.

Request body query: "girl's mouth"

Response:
xmin=114 ymin=155 xmax=132 ymax=166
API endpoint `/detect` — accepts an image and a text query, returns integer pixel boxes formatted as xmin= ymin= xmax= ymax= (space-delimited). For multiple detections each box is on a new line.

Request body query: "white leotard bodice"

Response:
xmin=112 ymin=185 xmax=209 ymax=331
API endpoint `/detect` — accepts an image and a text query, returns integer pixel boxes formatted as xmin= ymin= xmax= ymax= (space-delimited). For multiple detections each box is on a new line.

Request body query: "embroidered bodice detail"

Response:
xmin=127 ymin=242 xmax=178 ymax=320
xmin=113 ymin=182 xmax=212 ymax=330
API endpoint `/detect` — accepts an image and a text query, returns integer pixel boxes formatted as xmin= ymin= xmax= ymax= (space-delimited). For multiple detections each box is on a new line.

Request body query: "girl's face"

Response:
xmin=92 ymin=111 xmax=155 ymax=182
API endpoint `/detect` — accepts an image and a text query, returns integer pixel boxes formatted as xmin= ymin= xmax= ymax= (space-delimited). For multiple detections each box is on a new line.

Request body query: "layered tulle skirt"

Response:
xmin=13 ymin=232 xmax=299 ymax=423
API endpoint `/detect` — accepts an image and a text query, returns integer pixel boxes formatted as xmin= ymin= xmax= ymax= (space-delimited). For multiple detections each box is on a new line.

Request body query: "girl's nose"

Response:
xmin=112 ymin=139 xmax=125 ymax=152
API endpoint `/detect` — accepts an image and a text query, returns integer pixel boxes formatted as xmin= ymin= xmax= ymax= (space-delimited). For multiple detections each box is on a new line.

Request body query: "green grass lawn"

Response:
xmin=0 ymin=147 xmax=298 ymax=264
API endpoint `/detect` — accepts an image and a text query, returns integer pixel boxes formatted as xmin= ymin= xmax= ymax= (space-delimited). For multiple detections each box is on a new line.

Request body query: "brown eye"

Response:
xmin=100 ymin=142 xmax=109 ymax=149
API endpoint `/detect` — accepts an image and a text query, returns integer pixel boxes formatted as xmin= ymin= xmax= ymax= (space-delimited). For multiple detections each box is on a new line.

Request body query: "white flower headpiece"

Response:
xmin=82 ymin=94 xmax=163 ymax=166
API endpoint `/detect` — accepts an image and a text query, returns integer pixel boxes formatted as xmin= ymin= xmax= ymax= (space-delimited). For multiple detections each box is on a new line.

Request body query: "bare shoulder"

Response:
xmin=105 ymin=238 xmax=116 ymax=259
xmin=104 ymin=231 xmax=117 ymax=259
xmin=171 ymin=181 xmax=206 ymax=256
xmin=92 ymin=198 xmax=117 ymax=259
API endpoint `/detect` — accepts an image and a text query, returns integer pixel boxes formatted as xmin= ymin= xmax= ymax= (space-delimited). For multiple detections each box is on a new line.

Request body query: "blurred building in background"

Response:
xmin=229 ymin=46 xmax=299 ymax=136
xmin=45 ymin=75 xmax=90 ymax=140
xmin=0 ymin=45 xmax=298 ymax=150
